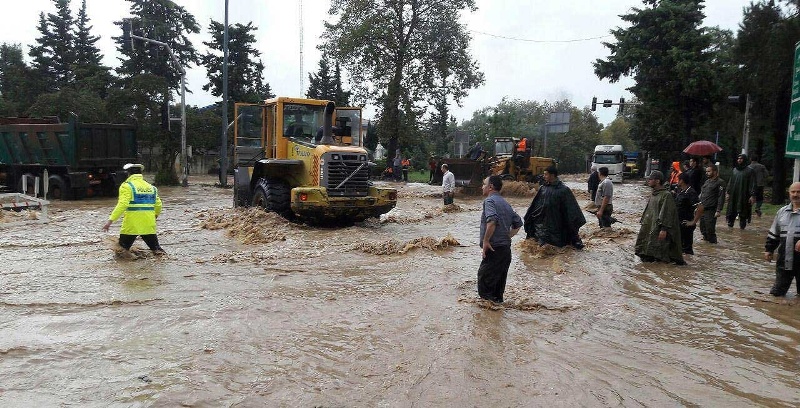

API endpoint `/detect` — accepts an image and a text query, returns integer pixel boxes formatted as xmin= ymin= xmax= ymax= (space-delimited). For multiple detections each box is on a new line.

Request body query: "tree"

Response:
xmin=733 ymin=0 xmax=800 ymax=203
xmin=28 ymin=0 xmax=76 ymax=90
xmin=593 ymin=0 xmax=721 ymax=156
xmin=73 ymin=0 xmax=111 ymax=93
xmin=306 ymin=53 xmax=350 ymax=106
xmin=201 ymin=20 xmax=273 ymax=108
xmin=322 ymin=0 xmax=484 ymax=167
xmin=0 ymin=43 xmax=38 ymax=115
xmin=114 ymin=0 xmax=200 ymax=184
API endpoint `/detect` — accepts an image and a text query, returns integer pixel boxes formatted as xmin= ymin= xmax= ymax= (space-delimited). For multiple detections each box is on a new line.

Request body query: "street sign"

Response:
xmin=786 ymin=41 xmax=800 ymax=158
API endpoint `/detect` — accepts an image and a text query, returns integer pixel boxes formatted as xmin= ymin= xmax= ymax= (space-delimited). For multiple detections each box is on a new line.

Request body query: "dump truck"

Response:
xmin=232 ymin=97 xmax=397 ymax=223
xmin=0 ymin=116 xmax=137 ymax=199
xmin=489 ymin=136 xmax=556 ymax=183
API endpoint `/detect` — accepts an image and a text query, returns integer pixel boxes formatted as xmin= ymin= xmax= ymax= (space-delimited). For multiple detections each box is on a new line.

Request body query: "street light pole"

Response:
xmin=128 ymin=31 xmax=188 ymax=186
xmin=741 ymin=93 xmax=751 ymax=155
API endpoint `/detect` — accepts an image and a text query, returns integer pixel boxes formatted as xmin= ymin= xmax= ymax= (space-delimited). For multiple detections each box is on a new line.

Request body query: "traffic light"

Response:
xmin=591 ymin=97 xmax=597 ymax=111
xmin=122 ymin=19 xmax=135 ymax=51
xmin=602 ymin=99 xmax=612 ymax=108
xmin=618 ymin=97 xmax=625 ymax=114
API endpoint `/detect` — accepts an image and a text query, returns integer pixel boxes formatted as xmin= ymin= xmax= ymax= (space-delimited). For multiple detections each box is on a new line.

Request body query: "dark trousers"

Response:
xmin=771 ymin=257 xmax=800 ymax=296
xmin=726 ymin=209 xmax=748 ymax=229
xmin=477 ymin=245 xmax=512 ymax=303
xmin=443 ymin=192 xmax=454 ymax=205
xmin=754 ymin=186 xmax=765 ymax=212
xmin=679 ymin=223 xmax=696 ymax=254
xmin=119 ymin=234 xmax=162 ymax=251
xmin=402 ymin=169 xmax=408 ymax=182
xmin=699 ymin=211 xmax=718 ymax=243
xmin=597 ymin=205 xmax=614 ymax=228
xmin=590 ymin=189 xmax=597 ymax=202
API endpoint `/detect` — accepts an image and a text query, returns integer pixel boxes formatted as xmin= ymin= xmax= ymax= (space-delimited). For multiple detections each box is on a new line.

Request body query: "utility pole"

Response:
xmin=220 ymin=0 xmax=229 ymax=187
xmin=299 ymin=0 xmax=304 ymax=96
xmin=123 ymin=21 xmax=188 ymax=186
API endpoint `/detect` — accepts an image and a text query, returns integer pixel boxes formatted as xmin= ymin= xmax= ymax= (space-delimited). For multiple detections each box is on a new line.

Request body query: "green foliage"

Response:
xmin=594 ymin=0 xmax=721 ymax=155
xmin=201 ymin=20 xmax=273 ymax=109
xmin=306 ymin=53 xmax=351 ymax=106
xmin=186 ymin=106 xmax=223 ymax=152
xmin=27 ymin=88 xmax=107 ymax=122
xmin=0 ymin=43 xmax=39 ymax=115
xmin=114 ymin=0 xmax=200 ymax=93
xmin=600 ymin=117 xmax=636 ymax=150
xmin=322 ymin=0 xmax=484 ymax=166
xmin=731 ymin=1 xmax=800 ymax=203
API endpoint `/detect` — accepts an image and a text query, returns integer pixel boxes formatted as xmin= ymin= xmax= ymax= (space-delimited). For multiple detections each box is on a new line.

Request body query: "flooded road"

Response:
xmin=1 ymin=175 xmax=798 ymax=407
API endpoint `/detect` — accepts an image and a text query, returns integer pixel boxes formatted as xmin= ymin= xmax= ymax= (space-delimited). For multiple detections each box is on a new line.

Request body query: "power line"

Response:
xmin=469 ymin=30 xmax=611 ymax=43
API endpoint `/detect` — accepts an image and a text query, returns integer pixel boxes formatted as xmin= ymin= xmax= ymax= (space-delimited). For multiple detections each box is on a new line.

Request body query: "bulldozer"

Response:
xmin=232 ymin=97 xmax=397 ymax=223
xmin=489 ymin=136 xmax=556 ymax=183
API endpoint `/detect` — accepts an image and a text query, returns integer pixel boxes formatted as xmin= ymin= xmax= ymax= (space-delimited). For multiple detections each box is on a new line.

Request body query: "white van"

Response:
xmin=592 ymin=145 xmax=625 ymax=183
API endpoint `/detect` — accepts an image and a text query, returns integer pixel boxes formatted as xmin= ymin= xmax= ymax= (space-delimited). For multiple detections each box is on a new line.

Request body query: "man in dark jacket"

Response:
xmin=726 ymin=154 xmax=756 ymax=229
xmin=524 ymin=166 xmax=586 ymax=249
xmin=675 ymin=172 xmax=700 ymax=255
xmin=587 ymin=165 xmax=600 ymax=202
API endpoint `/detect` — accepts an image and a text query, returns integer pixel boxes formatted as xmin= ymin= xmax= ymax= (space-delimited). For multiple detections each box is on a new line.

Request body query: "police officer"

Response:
xmin=102 ymin=163 xmax=165 ymax=255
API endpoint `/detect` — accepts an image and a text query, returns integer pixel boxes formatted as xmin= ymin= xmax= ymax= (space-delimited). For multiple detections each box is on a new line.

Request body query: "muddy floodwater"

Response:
xmin=1 ymin=175 xmax=798 ymax=407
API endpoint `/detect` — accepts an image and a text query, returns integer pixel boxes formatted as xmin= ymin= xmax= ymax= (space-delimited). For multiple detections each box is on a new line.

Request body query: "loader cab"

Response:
xmin=493 ymin=137 xmax=516 ymax=158
xmin=333 ymin=107 xmax=363 ymax=146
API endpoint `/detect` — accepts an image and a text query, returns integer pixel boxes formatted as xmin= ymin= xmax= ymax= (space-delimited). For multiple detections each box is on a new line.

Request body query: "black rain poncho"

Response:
xmin=524 ymin=180 xmax=586 ymax=247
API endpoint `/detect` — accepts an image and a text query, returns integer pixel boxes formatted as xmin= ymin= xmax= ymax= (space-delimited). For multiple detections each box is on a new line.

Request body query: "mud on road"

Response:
xmin=1 ymin=175 xmax=798 ymax=407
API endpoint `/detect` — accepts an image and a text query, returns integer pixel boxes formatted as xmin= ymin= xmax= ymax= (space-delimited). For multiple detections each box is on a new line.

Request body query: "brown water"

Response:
xmin=1 ymin=176 xmax=798 ymax=407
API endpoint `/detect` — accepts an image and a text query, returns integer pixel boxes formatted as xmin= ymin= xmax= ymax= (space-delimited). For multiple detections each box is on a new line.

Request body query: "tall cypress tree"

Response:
xmin=201 ymin=20 xmax=273 ymax=111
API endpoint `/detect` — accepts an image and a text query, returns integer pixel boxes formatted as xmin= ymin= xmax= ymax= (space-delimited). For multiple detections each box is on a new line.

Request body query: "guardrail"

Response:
xmin=0 ymin=193 xmax=50 ymax=227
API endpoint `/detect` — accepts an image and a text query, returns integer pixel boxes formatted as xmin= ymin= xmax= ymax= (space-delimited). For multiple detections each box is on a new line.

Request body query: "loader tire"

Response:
xmin=252 ymin=178 xmax=291 ymax=216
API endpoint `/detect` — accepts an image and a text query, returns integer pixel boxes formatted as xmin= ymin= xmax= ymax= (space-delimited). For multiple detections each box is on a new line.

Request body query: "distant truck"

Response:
xmin=0 ymin=117 xmax=137 ymax=199
xmin=591 ymin=144 xmax=624 ymax=183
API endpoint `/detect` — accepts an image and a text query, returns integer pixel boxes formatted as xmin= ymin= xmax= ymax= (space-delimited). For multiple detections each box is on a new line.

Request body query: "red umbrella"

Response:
xmin=683 ymin=140 xmax=722 ymax=156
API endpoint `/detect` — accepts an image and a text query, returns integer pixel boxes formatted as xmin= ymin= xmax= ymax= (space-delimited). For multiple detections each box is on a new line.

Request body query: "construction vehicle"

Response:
xmin=623 ymin=151 xmax=642 ymax=178
xmin=0 ymin=116 xmax=137 ymax=199
xmin=429 ymin=136 xmax=555 ymax=194
xmin=232 ymin=97 xmax=397 ymax=223
xmin=489 ymin=136 xmax=556 ymax=183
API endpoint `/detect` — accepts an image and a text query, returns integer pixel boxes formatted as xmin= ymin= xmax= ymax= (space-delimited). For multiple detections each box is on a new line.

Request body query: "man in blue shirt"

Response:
xmin=478 ymin=175 xmax=523 ymax=304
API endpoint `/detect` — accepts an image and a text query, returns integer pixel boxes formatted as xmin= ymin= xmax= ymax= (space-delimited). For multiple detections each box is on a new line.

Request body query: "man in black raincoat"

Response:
xmin=726 ymin=153 xmax=756 ymax=230
xmin=524 ymin=166 xmax=586 ymax=249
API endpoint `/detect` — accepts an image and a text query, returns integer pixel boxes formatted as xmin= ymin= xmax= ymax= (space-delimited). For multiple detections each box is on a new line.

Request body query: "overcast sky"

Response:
xmin=2 ymin=0 xmax=754 ymax=126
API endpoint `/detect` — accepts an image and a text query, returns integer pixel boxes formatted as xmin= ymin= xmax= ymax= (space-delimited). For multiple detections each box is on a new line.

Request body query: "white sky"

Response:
xmin=1 ymin=0 xmax=753 ymax=126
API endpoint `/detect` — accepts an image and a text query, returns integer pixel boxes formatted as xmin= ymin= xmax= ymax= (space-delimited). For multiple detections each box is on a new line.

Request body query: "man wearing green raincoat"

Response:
xmin=635 ymin=170 xmax=685 ymax=265
xmin=726 ymin=153 xmax=756 ymax=230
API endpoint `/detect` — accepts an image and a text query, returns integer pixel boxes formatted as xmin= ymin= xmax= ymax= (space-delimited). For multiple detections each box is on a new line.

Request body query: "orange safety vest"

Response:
xmin=516 ymin=138 xmax=527 ymax=152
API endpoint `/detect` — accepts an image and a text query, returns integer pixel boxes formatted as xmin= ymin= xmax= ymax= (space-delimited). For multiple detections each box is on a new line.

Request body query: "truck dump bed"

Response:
xmin=0 ymin=119 xmax=137 ymax=168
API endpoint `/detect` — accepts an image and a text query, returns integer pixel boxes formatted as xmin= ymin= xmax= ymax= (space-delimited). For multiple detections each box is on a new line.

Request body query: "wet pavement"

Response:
xmin=0 ymin=175 xmax=798 ymax=407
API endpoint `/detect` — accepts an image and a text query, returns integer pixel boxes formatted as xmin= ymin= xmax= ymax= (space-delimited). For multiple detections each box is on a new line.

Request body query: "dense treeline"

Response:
xmin=0 ymin=0 xmax=798 ymax=201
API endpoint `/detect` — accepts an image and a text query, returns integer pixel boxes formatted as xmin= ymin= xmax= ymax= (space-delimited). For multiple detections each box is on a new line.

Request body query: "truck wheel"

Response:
xmin=46 ymin=174 xmax=69 ymax=200
xmin=252 ymin=178 xmax=291 ymax=216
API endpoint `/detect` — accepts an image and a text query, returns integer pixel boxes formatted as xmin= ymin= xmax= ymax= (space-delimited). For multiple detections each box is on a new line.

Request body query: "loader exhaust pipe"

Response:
xmin=319 ymin=101 xmax=336 ymax=145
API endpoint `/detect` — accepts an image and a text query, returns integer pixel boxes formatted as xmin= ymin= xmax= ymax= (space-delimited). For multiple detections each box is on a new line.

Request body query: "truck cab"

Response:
xmin=591 ymin=145 xmax=625 ymax=183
